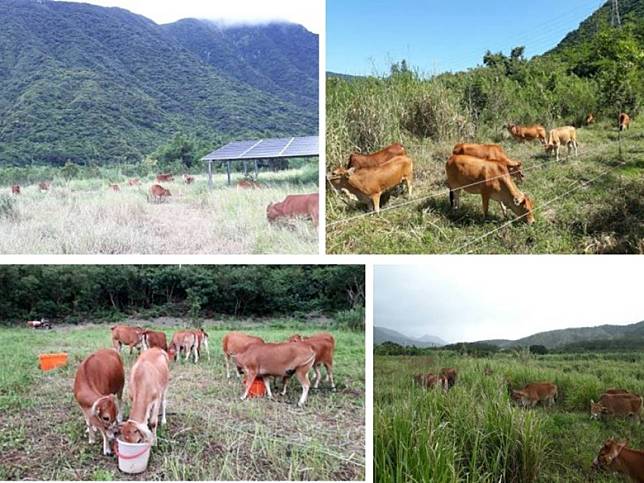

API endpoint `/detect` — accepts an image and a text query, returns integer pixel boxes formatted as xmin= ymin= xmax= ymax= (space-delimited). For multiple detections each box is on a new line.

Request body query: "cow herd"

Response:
xmin=413 ymin=366 xmax=644 ymax=481
xmin=72 ymin=325 xmax=336 ymax=457
xmin=329 ymin=112 xmax=633 ymax=225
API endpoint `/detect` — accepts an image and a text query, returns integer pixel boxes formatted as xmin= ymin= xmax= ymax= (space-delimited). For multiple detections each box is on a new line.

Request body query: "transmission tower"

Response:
xmin=611 ymin=0 xmax=622 ymax=27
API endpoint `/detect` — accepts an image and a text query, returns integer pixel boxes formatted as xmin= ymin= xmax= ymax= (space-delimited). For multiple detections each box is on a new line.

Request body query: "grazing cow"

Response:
xmin=347 ymin=142 xmax=406 ymax=169
xmin=511 ymin=382 xmax=558 ymax=408
xmin=237 ymin=179 xmax=263 ymax=190
xmin=452 ymin=143 xmax=524 ymax=181
xmin=545 ymin=126 xmax=578 ymax=161
xmin=619 ymin=113 xmax=631 ymax=131
xmin=73 ymin=349 xmax=124 ymax=455
xmin=266 ymin=193 xmax=319 ymax=226
xmin=222 ymin=332 xmax=265 ymax=378
xmin=11 ymin=185 xmax=20 ymax=194
xmin=183 ymin=175 xmax=194 ymax=184
xmin=484 ymin=367 xmax=493 ymax=376
xmin=592 ymin=438 xmax=644 ymax=481
xmin=128 ymin=178 xmax=141 ymax=186
xmin=192 ymin=328 xmax=210 ymax=361
xmin=286 ymin=333 xmax=336 ymax=390
xmin=328 ymin=155 xmax=413 ymax=213
xmin=446 ymin=154 xmax=535 ymax=223
xmin=143 ymin=330 xmax=168 ymax=352
xmin=234 ymin=341 xmax=316 ymax=407
xmin=111 ymin=325 xmax=147 ymax=354
xmin=506 ymin=124 xmax=547 ymax=144
xmin=109 ymin=184 xmax=120 ymax=192
xmin=156 ymin=173 xmax=174 ymax=182
xmin=586 ymin=113 xmax=595 ymax=125
xmin=440 ymin=368 xmax=458 ymax=389
xmin=413 ymin=373 xmax=448 ymax=390
xmin=169 ymin=330 xmax=198 ymax=363
xmin=26 ymin=318 xmax=52 ymax=329
xmin=38 ymin=181 xmax=50 ymax=191
xmin=119 ymin=348 xmax=169 ymax=445
xmin=590 ymin=393 xmax=642 ymax=421
xmin=149 ymin=184 xmax=171 ymax=202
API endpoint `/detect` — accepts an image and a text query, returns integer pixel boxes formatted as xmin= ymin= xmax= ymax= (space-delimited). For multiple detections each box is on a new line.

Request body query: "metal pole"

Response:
xmin=243 ymin=160 xmax=248 ymax=176
xmin=227 ymin=161 xmax=231 ymax=185
xmin=208 ymin=160 xmax=213 ymax=190
xmin=254 ymin=159 xmax=258 ymax=180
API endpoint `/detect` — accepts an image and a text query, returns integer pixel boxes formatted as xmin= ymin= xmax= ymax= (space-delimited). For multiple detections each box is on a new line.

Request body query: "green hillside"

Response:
xmin=0 ymin=0 xmax=318 ymax=165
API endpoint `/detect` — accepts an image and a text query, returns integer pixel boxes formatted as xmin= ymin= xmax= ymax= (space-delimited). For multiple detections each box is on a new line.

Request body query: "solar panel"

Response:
xmin=201 ymin=136 xmax=318 ymax=161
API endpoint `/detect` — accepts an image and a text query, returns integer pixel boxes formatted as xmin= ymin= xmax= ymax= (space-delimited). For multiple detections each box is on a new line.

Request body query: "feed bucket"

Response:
xmin=38 ymin=353 xmax=68 ymax=371
xmin=115 ymin=439 xmax=151 ymax=474
xmin=244 ymin=376 xmax=266 ymax=398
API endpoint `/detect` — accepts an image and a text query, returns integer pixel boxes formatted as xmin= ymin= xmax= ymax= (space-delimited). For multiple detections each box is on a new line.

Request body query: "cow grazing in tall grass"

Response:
xmin=119 ymin=348 xmax=169 ymax=445
xmin=506 ymin=124 xmax=547 ymax=144
xmin=222 ymin=332 xmax=265 ymax=378
xmin=347 ymin=143 xmax=406 ymax=168
xmin=183 ymin=175 xmax=194 ymax=184
xmin=590 ymin=392 xmax=642 ymax=421
xmin=413 ymin=373 xmax=448 ymax=390
xmin=266 ymin=193 xmax=319 ymax=226
xmin=11 ymin=185 xmax=20 ymax=194
xmin=149 ymin=184 xmax=171 ymax=202
xmin=440 ymin=368 xmax=458 ymax=389
xmin=156 ymin=173 xmax=174 ymax=182
xmin=592 ymin=438 xmax=644 ymax=481
xmin=510 ymin=382 xmax=558 ymax=408
xmin=237 ymin=179 xmax=263 ymax=190
xmin=73 ymin=349 xmax=124 ymax=455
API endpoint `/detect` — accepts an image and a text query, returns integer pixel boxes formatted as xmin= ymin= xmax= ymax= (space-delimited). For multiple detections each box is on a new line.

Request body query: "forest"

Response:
xmin=0 ymin=265 xmax=365 ymax=326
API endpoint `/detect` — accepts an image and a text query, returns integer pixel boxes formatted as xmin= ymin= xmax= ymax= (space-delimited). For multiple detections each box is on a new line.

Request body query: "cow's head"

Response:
xmin=91 ymin=394 xmax=120 ymax=436
xmin=266 ymin=202 xmax=281 ymax=222
xmin=589 ymin=400 xmax=605 ymax=419
xmin=512 ymin=194 xmax=535 ymax=224
xmin=118 ymin=420 xmax=154 ymax=444
xmin=592 ymin=438 xmax=627 ymax=471
xmin=510 ymin=389 xmax=528 ymax=404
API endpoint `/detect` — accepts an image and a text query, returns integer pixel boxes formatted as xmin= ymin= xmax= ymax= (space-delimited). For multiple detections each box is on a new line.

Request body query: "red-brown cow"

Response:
xmin=192 ymin=328 xmax=210 ymax=361
xmin=149 ymin=184 xmax=171 ymax=202
xmin=619 ymin=113 xmax=631 ymax=131
xmin=111 ymin=325 xmax=147 ymax=354
xmin=156 ymin=173 xmax=174 ymax=182
xmin=222 ymin=332 xmax=265 ymax=378
xmin=169 ymin=330 xmax=198 ymax=363
xmin=413 ymin=373 xmax=448 ymax=390
xmin=266 ymin=193 xmax=319 ymax=226
xmin=11 ymin=185 xmax=20 ymax=194
xmin=143 ymin=330 xmax=168 ymax=352
xmin=347 ymin=143 xmax=406 ymax=169
xmin=592 ymin=438 xmax=644 ymax=481
xmin=440 ymin=368 xmax=458 ymax=389
xmin=237 ymin=179 xmax=263 ymax=190
xmin=506 ymin=124 xmax=547 ymax=144
xmin=286 ymin=333 xmax=336 ymax=390
xmin=511 ymin=382 xmax=558 ymax=408
xmin=452 ymin=143 xmax=524 ymax=181
xmin=73 ymin=348 xmax=124 ymax=455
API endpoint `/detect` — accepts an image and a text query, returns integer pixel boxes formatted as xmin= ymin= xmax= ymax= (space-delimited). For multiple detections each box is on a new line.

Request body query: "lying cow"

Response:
xmin=452 ymin=143 xmax=524 ymax=181
xmin=73 ymin=348 xmax=124 ymax=455
xmin=266 ymin=193 xmax=319 ymax=226
xmin=143 ymin=329 xmax=168 ymax=352
xmin=446 ymin=155 xmax=535 ymax=223
xmin=440 ymin=368 xmax=458 ymax=389
xmin=592 ymin=438 xmax=644 ymax=481
xmin=329 ymin=155 xmax=413 ymax=213
xmin=169 ymin=330 xmax=198 ymax=363
xmin=413 ymin=373 xmax=448 ymax=390
xmin=222 ymin=331 xmax=265 ymax=378
xmin=149 ymin=184 xmax=171 ymax=202
xmin=234 ymin=341 xmax=316 ymax=407
xmin=111 ymin=325 xmax=147 ymax=354
xmin=347 ymin=143 xmax=406 ymax=168
xmin=156 ymin=173 xmax=174 ymax=182
xmin=506 ymin=124 xmax=547 ymax=144
xmin=119 ymin=348 xmax=169 ymax=445
xmin=11 ymin=184 xmax=20 ymax=194
xmin=237 ymin=179 xmax=263 ymax=190
xmin=286 ymin=333 xmax=336 ymax=390
xmin=510 ymin=382 xmax=558 ymax=408
xmin=545 ymin=126 xmax=578 ymax=161
xmin=619 ymin=112 xmax=631 ymax=131
xmin=590 ymin=393 xmax=642 ymax=421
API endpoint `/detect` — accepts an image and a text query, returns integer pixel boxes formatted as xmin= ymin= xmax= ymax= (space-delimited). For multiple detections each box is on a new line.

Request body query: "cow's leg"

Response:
xmin=193 ymin=344 xmax=199 ymax=364
xmin=325 ymin=363 xmax=336 ymax=390
xmin=160 ymin=388 xmax=168 ymax=425
xmin=371 ymin=193 xmax=381 ymax=213
xmin=84 ymin=414 xmax=96 ymax=444
xmin=281 ymin=376 xmax=289 ymax=396
xmin=100 ymin=429 xmax=112 ymax=455
xmin=225 ymin=354 xmax=231 ymax=378
xmin=240 ymin=370 xmax=255 ymax=401
xmin=555 ymin=145 xmax=560 ymax=162
xmin=295 ymin=367 xmax=311 ymax=407
xmin=117 ymin=390 xmax=124 ymax=423
xmin=112 ymin=339 xmax=120 ymax=352
xmin=263 ymin=377 xmax=273 ymax=399
xmin=148 ymin=401 xmax=159 ymax=445
xmin=573 ymin=141 xmax=578 ymax=157
xmin=499 ymin=202 xmax=508 ymax=218
xmin=450 ymin=189 xmax=460 ymax=210
xmin=481 ymin=192 xmax=490 ymax=218
xmin=313 ymin=365 xmax=322 ymax=389
xmin=204 ymin=340 xmax=211 ymax=361
xmin=184 ymin=345 xmax=190 ymax=362
xmin=404 ymin=177 xmax=413 ymax=197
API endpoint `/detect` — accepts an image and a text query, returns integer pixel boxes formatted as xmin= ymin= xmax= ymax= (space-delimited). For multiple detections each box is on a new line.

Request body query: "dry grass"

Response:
xmin=0 ymin=169 xmax=318 ymax=254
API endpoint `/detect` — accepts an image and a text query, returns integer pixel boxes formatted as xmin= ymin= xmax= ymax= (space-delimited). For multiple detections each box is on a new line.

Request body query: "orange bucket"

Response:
xmin=244 ymin=376 xmax=266 ymax=398
xmin=39 ymin=353 xmax=68 ymax=371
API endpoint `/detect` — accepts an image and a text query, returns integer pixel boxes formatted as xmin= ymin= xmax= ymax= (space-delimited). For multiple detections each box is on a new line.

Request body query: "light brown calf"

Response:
xmin=511 ymin=382 xmax=558 ymax=408
xmin=545 ymin=126 xmax=578 ymax=161
xmin=286 ymin=333 xmax=336 ymax=390
xmin=73 ymin=348 xmax=124 ymax=455
xmin=111 ymin=325 xmax=147 ymax=354
xmin=347 ymin=143 xmax=406 ymax=168
xmin=222 ymin=331 xmax=265 ymax=378
xmin=143 ymin=330 xmax=168 ymax=351
xmin=149 ymin=184 xmax=171 ymax=202
xmin=586 ymin=113 xmax=594 ymax=125
xmin=192 ymin=328 xmax=210 ymax=361
xmin=156 ymin=173 xmax=174 ymax=182
xmin=592 ymin=438 xmax=644 ymax=481
xmin=619 ymin=113 xmax=631 ymax=131
xmin=169 ymin=330 xmax=198 ymax=363
xmin=452 ymin=143 xmax=524 ymax=180
xmin=506 ymin=124 xmax=547 ymax=144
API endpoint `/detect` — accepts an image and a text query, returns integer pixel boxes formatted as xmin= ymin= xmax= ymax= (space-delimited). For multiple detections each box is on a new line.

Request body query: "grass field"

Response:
xmin=0 ymin=166 xmax=318 ymax=254
xmin=375 ymin=352 xmax=644 ymax=483
xmin=0 ymin=321 xmax=364 ymax=481
xmin=326 ymin=123 xmax=643 ymax=254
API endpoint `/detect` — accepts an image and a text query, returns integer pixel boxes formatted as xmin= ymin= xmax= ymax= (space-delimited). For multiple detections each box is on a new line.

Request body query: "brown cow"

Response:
xmin=11 ymin=185 xmax=20 ymax=194
xmin=156 ymin=173 xmax=174 ymax=182
xmin=619 ymin=113 xmax=631 ymax=131
xmin=169 ymin=330 xmax=198 ymax=363
xmin=128 ymin=178 xmax=141 ymax=186
xmin=586 ymin=113 xmax=595 ymax=125
xmin=143 ymin=330 xmax=168 ymax=352
xmin=446 ymin=155 xmax=535 ymax=223
xmin=590 ymin=393 xmax=642 ymax=421
xmin=347 ymin=143 xmax=406 ymax=169
xmin=592 ymin=438 xmax=644 ymax=481
xmin=237 ymin=179 xmax=263 ymax=190
xmin=413 ymin=373 xmax=448 ymax=390
xmin=329 ymin=155 xmax=413 ymax=213
xmin=545 ymin=126 xmax=578 ymax=161
xmin=111 ymin=325 xmax=147 ymax=354
xmin=440 ymin=368 xmax=458 ymax=389
xmin=119 ymin=348 xmax=169 ymax=445
xmin=183 ymin=175 xmax=194 ymax=184
xmin=73 ymin=348 xmax=124 ymax=455
xmin=266 ymin=193 xmax=319 ymax=226
xmin=234 ymin=341 xmax=316 ymax=407
xmin=452 ymin=143 xmax=524 ymax=181
xmin=506 ymin=124 xmax=547 ymax=144
xmin=149 ymin=184 xmax=171 ymax=202
xmin=109 ymin=184 xmax=120 ymax=192
xmin=511 ymin=382 xmax=558 ymax=408
xmin=39 ymin=181 xmax=50 ymax=191
xmin=222 ymin=332 xmax=265 ymax=378
xmin=286 ymin=333 xmax=336 ymax=390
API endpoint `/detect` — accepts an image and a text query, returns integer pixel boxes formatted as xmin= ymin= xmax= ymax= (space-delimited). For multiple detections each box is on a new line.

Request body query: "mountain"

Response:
xmin=0 ymin=0 xmax=318 ymax=165
xmin=374 ymin=326 xmax=446 ymax=347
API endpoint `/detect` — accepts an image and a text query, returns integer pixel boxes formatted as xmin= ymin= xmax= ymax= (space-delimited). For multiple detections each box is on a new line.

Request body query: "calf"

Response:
xmin=413 ymin=373 xmax=448 ymax=390
xmin=119 ymin=348 xmax=169 ymax=445
xmin=222 ymin=331 xmax=265 ymax=378
xmin=237 ymin=179 xmax=263 ymax=190
xmin=11 ymin=184 xmax=20 ymax=194
xmin=169 ymin=330 xmax=198 ymax=363
xmin=592 ymin=438 xmax=644 ymax=481
xmin=545 ymin=126 xmax=578 ymax=161
xmin=329 ymin=155 xmax=413 ymax=213
xmin=446 ymin=155 xmax=535 ymax=223
xmin=452 ymin=143 xmax=523 ymax=180
xmin=38 ymin=181 xmax=50 ymax=191
xmin=143 ymin=329 xmax=168 ymax=352
xmin=511 ymin=382 xmax=558 ymax=408
xmin=591 ymin=393 xmax=642 ymax=421
xmin=109 ymin=184 xmax=120 ymax=192
xmin=111 ymin=325 xmax=147 ymax=354
xmin=128 ymin=178 xmax=141 ymax=186
xmin=183 ymin=174 xmax=194 ymax=184
xmin=347 ymin=143 xmax=406 ymax=168
xmin=440 ymin=368 xmax=458 ymax=389
xmin=266 ymin=193 xmax=319 ymax=226
xmin=156 ymin=173 xmax=174 ymax=182
xmin=193 ymin=328 xmax=210 ymax=361
xmin=286 ymin=333 xmax=336 ymax=390
xmin=73 ymin=349 xmax=124 ymax=455
xmin=506 ymin=124 xmax=546 ymax=144
xmin=149 ymin=184 xmax=171 ymax=202
xmin=234 ymin=341 xmax=316 ymax=407
xmin=619 ymin=112 xmax=631 ymax=131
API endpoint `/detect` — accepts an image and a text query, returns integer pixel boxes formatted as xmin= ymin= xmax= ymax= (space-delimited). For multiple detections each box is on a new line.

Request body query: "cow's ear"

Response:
xmin=347 ymin=167 xmax=356 ymax=176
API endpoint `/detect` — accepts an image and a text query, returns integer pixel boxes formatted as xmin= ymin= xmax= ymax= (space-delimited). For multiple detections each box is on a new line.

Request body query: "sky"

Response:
xmin=374 ymin=257 xmax=643 ymax=344
xmin=327 ymin=0 xmax=604 ymax=75
xmin=61 ymin=0 xmax=322 ymax=33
